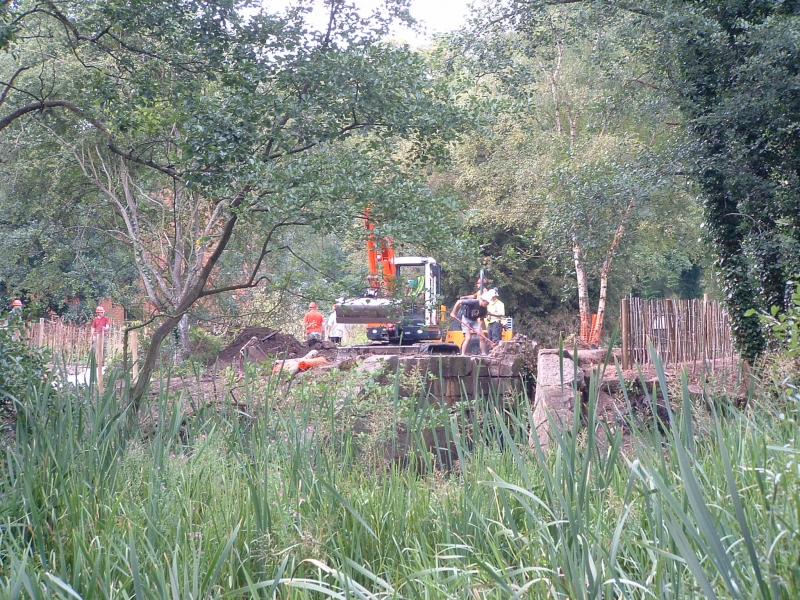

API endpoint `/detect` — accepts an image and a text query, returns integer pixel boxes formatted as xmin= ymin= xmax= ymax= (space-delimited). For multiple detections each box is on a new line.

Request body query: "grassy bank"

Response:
xmin=1 ymin=358 xmax=799 ymax=599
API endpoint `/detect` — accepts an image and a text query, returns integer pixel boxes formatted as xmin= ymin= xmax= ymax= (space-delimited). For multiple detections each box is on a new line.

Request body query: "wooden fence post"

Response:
xmin=95 ymin=333 xmax=104 ymax=393
xmin=621 ymin=297 xmax=630 ymax=369
xmin=703 ymin=293 xmax=710 ymax=362
xmin=37 ymin=318 xmax=45 ymax=348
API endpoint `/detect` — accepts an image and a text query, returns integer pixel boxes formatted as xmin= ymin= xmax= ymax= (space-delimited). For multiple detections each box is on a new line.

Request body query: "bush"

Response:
xmin=189 ymin=326 xmax=225 ymax=364
xmin=0 ymin=310 xmax=48 ymax=407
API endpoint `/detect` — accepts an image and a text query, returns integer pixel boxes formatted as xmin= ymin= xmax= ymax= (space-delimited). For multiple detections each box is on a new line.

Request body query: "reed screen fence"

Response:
xmin=620 ymin=297 xmax=735 ymax=368
xmin=24 ymin=319 xmax=125 ymax=363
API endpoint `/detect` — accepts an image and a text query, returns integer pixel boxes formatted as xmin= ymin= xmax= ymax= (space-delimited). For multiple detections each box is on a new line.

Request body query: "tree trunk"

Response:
xmin=573 ymin=240 xmax=591 ymax=343
xmin=588 ymin=197 xmax=635 ymax=347
xmin=131 ymin=312 xmax=182 ymax=402
xmin=589 ymin=264 xmax=610 ymax=347
xmin=131 ymin=198 xmax=244 ymax=405
xmin=700 ymin=169 xmax=765 ymax=362
xmin=178 ymin=313 xmax=190 ymax=360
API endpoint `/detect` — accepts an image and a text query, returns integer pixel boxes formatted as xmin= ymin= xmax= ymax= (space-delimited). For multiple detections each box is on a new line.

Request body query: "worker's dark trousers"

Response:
xmin=488 ymin=321 xmax=502 ymax=344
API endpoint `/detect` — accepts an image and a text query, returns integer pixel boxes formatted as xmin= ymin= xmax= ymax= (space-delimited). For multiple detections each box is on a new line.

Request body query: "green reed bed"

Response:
xmin=1 ymin=353 xmax=799 ymax=599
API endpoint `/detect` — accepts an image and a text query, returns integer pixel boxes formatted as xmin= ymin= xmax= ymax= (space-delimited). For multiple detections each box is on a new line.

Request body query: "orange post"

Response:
xmin=298 ymin=356 xmax=328 ymax=371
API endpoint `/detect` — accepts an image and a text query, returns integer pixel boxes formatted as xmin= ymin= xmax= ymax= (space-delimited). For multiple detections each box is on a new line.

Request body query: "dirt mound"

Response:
xmin=213 ymin=327 xmax=307 ymax=365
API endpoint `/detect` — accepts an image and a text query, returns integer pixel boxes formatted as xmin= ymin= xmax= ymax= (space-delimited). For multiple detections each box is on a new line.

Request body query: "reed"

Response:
xmin=1 ymin=352 xmax=798 ymax=598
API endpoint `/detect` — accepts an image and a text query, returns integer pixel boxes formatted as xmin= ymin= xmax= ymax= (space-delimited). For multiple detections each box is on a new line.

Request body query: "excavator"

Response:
xmin=335 ymin=215 xmax=443 ymax=344
xmin=335 ymin=213 xmax=514 ymax=347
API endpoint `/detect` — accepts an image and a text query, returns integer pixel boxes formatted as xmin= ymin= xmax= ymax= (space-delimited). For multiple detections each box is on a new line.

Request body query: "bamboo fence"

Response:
xmin=24 ymin=319 xmax=125 ymax=363
xmin=620 ymin=296 xmax=735 ymax=368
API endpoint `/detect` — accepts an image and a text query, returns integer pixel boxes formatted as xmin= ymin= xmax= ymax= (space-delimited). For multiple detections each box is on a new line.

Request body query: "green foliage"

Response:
xmin=748 ymin=281 xmax=800 ymax=358
xmin=437 ymin=2 xmax=707 ymax=333
xmin=1 ymin=0 xmax=467 ymax=395
xmin=646 ymin=0 xmax=800 ymax=361
xmin=0 ymin=311 xmax=48 ymax=408
xmin=187 ymin=327 xmax=225 ymax=365
xmin=3 ymin=350 xmax=800 ymax=597
xmin=0 ymin=142 xmax=138 ymax=306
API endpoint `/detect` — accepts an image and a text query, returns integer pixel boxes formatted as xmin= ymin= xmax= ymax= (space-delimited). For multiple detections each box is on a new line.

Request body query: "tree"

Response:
xmin=655 ymin=0 xmax=800 ymax=361
xmin=0 ymin=132 xmax=138 ymax=313
xmin=440 ymin=2 xmax=700 ymax=345
xmin=0 ymin=0 xmax=461 ymax=401
xmin=468 ymin=0 xmax=800 ymax=361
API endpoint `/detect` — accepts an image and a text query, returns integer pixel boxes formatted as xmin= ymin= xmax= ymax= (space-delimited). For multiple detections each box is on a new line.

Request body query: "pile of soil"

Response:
xmin=213 ymin=327 xmax=307 ymax=365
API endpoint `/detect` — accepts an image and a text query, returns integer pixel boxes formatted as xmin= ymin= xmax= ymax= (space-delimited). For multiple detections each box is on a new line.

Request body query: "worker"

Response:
xmin=304 ymin=301 xmax=324 ymax=343
xmin=326 ymin=303 xmax=345 ymax=345
xmin=406 ymin=276 xmax=425 ymax=298
xmin=450 ymin=291 xmax=492 ymax=356
xmin=459 ymin=278 xmax=489 ymax=301
xmin=485 ymin=288 xmax=505 ymax=344
xmin=90 ymin=305 xmax=111 ymax=346
xmin=4 ymin=299 xmax=23 ymax=340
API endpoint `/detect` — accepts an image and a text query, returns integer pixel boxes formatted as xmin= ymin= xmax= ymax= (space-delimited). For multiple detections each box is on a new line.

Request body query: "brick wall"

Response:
xmin=98 ymin=298 xmax=125 ymax=324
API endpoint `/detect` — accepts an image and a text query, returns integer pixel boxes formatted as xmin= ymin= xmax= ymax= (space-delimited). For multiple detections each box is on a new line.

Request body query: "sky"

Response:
xmin=263 ymin=0 xmax=475 ymax=47
xmin=398 ymin=0 xmax=474 ymax=45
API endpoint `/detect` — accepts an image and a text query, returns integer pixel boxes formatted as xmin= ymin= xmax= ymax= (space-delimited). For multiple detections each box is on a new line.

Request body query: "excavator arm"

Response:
xmin=364 ymin=213 xmax=396 ymax=293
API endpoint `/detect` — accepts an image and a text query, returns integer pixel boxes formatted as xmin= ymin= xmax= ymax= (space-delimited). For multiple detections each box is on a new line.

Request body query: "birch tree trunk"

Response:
xmin=588 ymin=197 xmax=635 ymax=346
xmin=573 ymin=239 xmax=591 ymax=343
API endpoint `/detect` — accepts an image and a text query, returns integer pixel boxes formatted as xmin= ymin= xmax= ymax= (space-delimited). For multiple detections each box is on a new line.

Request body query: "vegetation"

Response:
xmin=0 ymin=0 xmax=462 ymax=399
xmin=1 ymin=1 xmax=800 ymax=597
xmin=0 ymin=354 xmax=798 ymax=598
xmin=3 ymin=0 xmax=797 ymax=356
xmin=0 ymin=310 xmax=48 ymax=410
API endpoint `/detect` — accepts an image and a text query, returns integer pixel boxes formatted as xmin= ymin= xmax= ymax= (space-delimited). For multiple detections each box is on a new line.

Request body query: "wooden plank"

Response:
xmin=621 ymin=297 xmax=630 ymax=369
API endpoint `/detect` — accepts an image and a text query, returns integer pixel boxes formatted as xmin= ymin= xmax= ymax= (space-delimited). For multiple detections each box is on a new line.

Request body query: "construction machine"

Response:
xmin=335 ymin=213 xmax=513 ymax=347
xmin=335 ymin=216 xmax=443 ymax=343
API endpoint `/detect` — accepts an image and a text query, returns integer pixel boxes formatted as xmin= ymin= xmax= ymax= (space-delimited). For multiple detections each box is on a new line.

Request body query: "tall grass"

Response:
xmin=1 ymin=353 xmax=799 ymax=598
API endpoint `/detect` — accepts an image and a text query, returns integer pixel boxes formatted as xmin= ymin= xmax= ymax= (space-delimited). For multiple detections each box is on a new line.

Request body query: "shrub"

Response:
xmin=750 ymin=280 xmax=800 ymax=357
xmin=0 ymin=310 xmax=48 ymax=407
xmin=189 ymin=326 xmax=225 ymax=364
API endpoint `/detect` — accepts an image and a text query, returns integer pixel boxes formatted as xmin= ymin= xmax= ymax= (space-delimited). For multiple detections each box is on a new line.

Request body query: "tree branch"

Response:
xmin=628 ymin=77 xmax=661 ymax=90
xmin=0 ymin=66 xmax=30 ymax=107
xmin=267 ymin=121 xmax=365 ymax=159
xmin=0 ymin=99 xmax=182 ymax=179
xmin=198 ymin=218 xmax=308 ymax=297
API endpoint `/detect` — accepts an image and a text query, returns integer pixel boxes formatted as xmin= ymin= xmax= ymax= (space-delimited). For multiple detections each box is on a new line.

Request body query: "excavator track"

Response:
xmin=337 ymin=342 xmax=460 ymax=360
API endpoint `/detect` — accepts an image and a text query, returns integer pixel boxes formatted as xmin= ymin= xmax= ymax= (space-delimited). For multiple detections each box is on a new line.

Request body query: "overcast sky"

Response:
xmin=264 ymin=0 xmax=475 ymax=46
xmin=400 ymin=0 xmax=473 ymax=44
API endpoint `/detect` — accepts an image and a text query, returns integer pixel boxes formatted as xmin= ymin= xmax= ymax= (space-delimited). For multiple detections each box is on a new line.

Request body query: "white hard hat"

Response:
xmin=480 ymin=291 xmax=494 ymax=303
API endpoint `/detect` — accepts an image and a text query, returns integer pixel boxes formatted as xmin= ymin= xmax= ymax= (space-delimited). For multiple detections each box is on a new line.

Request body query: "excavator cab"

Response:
xmin=336 ymin=257 xmax=443 ymax=344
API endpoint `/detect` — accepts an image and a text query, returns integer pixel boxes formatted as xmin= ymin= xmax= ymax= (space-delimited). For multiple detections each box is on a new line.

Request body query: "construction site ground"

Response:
xmin=153 ymin=327 xmax=750 ymax=458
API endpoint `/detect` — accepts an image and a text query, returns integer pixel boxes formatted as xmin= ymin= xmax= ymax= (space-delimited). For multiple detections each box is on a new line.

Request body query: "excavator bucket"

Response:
xmin=335 ymin=298 xmax=402 ymax=324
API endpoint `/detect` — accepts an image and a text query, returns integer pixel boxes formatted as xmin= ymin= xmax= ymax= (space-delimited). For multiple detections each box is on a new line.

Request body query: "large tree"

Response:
xmin=0 ymin=130 xmax=138 ymax=313
xmin=441 ymin=2 xmax=700 ymax=345
xmin=656 ymin=0 xmax=800 ymax=360
xmin=0 ymin=0 xmax=461 ymax=400
xmin=465 ymin=0 xmax=800 ymax=360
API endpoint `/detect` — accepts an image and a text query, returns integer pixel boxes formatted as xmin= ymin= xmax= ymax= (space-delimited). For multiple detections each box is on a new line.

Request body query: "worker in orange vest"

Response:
xmin=303 ymin=302 xmax=324 ymax=343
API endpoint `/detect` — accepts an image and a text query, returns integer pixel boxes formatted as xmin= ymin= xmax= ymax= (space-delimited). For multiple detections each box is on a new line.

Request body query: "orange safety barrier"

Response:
xmin=579 ymin=312 xmax=598 ymax=344
xmin=298 ymin=356 xmax=328 ymax=371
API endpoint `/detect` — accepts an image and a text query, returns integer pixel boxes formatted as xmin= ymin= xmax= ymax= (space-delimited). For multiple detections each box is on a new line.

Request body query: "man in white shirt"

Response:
xmin=326 ymin=305 xmax=345 ymax=345
xmin=485 ymin=289 xmax=505 ymax=345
